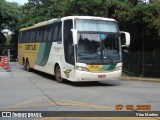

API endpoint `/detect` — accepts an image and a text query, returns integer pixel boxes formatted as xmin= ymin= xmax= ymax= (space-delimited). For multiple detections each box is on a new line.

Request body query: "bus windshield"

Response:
xmin=75 ymin=19 xmax=121 ymax=64
xmin=76 ymin=32 xmax=121 ymax=64
xmin=75 ymin=19 xmax=118 ymax=32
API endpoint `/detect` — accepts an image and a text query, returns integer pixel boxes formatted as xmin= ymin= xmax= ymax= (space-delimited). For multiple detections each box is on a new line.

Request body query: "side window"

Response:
xmin=37 ymin=29 xmax=40 ymax=42
xmin=48 ymin=26 xmax=53 ymax=42
xmin=44 ymin=27 xmax=47 ymax=41
xmin=28 ymin=30 xmax=32 ymax=43
xmin=26 ymin=31 xmax=29 ymax=42
xmin=53 ymin=22 xmax=62 ymax=42
xmin=28 ymin=31 xmax=31 ymax=43
xmin=53 ymin=25 xmax=58 ymax=41
xmin=19 ymin=32 xmax=22 ymax=43
xmin=34 ymin=29 xmax=37 ymax=42
xmin=31 ymin=30 xmax=35 ymax=42
xmin=33 ymin=30 xmax=36 ymax=42
xmin=38 ymin=29 xmax=42 ymax=42
xmin=41 ymin=27 xmax=45 ymax=42
xmin=58 ymin=24 xmax=62 ymax=42
xmin=23 ymin=31 xmax=26 ymax=42
xmin=30 ymin=30 xmax=33 ymax=42
xmin=63 ymin=19 xmax=74 ymax=65
xmin=23 ymin=32 xmax=26 ymax=42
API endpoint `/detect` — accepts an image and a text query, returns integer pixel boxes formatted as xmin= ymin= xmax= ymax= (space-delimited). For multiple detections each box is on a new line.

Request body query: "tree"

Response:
xmin=0 ymin=0 xmax=22 ymax=30
xmin=19 ymin=0 xmax=160 ymax=52
xmin=106 ymin=0 xmax=160 ymax=51
xmin=61 ymin=0 xmax=109 ymax=17
xmin=19 ymin=0 xmax=64 ymax=28
xmin=0 ymin=0 xmax=22 ymax=52
xmin=0 ymin=32 xmax=6 ymax=54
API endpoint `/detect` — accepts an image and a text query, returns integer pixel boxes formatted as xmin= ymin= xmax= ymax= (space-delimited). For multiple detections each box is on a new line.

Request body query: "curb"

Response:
xmin=119 ymin=77 xmax=160 ymax=82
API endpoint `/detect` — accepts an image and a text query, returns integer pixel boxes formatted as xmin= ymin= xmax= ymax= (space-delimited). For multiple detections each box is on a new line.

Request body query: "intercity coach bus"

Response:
xmin=18 ymin=16 xmax=130 ymax=82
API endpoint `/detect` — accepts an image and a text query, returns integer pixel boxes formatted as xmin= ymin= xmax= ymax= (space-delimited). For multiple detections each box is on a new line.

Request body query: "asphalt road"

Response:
xmin=0 ymin=62 xmax=160 ymax=119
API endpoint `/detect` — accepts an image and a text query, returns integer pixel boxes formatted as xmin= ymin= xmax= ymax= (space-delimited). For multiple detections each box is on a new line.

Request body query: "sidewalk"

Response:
xmin=120 ymin=76 xmax=160 ymax=82
xmin=0 ymin=66 xmax=5 ymax=72
xmin=0 ymin=62 xmax=12 ymax=72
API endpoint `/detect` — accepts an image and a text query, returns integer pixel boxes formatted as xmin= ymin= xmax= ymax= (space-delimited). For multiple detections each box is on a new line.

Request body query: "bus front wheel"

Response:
xmin=55 ymin=65 xmax=63 ymax=83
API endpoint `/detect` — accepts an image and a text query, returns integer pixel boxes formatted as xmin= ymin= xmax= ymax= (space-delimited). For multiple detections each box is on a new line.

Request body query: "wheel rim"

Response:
xmin=26 ymin=61 xmax=30 ymax=71
xmin=23 ymin=60 xmax=26 ymax=69
xmin=55 ymin=66 xmax=62 ymax=82
xmin=27 ymin=63 xmax=29 ymax=71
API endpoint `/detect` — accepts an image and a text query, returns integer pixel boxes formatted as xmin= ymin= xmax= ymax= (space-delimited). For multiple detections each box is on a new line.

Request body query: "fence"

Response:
xmin=123 ymin=51 xmax=160 ymax=78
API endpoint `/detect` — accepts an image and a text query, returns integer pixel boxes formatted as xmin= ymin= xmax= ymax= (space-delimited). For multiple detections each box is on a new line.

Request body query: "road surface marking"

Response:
xmin=1 ymin=97 xmax=113 ymax=111
xmin=1 ymin=96 xmax=47 ymax=111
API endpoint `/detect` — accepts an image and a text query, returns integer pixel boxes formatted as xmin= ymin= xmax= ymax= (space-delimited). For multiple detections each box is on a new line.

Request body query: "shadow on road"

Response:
xmin=27 ymin=69 xmax=121 ymax=87
xmin=65 ymin=81 xmax=120 ymax=87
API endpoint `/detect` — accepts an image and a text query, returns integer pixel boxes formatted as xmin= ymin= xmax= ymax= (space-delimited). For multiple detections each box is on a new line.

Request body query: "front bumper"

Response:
xmin=75 ymin=69 xmax=121 ymax=82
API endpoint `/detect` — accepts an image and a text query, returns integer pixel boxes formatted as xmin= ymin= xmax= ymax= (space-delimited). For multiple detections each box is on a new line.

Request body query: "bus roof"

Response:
xmin=20 ymin=16 xmax=116 ymax=31
xmin=61 ymin=16 xmax=116 ymax=21
xmin=20 ymin=18 xmax=61 ymax=31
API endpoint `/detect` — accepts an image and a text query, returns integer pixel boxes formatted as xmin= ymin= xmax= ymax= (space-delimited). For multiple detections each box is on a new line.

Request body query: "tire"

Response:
xmin=55 ymin=65 xmax=63 ymax=83
xmin=26 ymin=60 xmax=31 ymax=72
xmin=23 ymin=59 xmax=26 ymax=70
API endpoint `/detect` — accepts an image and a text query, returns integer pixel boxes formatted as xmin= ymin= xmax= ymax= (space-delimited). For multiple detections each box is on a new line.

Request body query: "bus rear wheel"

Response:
xmin=26 ymin=60 xmax=31 ymax=72
xmin=55 ymin=65 xmax=63 ymax=83
xmin=23 ymin=59 xmax=26 ymax=70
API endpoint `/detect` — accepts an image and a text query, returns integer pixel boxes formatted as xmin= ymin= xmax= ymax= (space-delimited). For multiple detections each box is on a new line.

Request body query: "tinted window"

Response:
xmin=23 ymin=31 xmax=27 ymax=42
xmin=19 ymin=21 xmax=62 ymax=43
xmin=63 ymin=19 xmax=74 ymax=65
xmin=76 ymin=19 xmax=118 ymax=32
xmin=19 ymin=32 xmax=22 ymax=42
xmin=53 ymin=22 xmax=62 ymax=42
xmin=48 ymin=26 xmax=53 ymax=41
xmin=44 ymin=27 xmax=48 ymax=41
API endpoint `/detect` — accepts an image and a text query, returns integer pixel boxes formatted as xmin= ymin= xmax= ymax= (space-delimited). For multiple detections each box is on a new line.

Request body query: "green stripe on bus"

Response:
xmin=100 ymin=65 xmax=110 ymax=71
xmin=39 ymin=42 xmax=52 ymax=66
xmin=35 ymin=43 xmax=46 ymax=65
xmin=100 ymin=64 xmax=117 ymax=71
xmin=47 ymin=19 xmax=61 ymax=25
xmin=107 ymin=64 xmax=117 ymax=70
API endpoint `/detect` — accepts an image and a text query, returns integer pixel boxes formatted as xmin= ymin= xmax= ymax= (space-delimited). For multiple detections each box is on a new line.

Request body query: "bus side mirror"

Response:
xmin=71 ymin=29 xmax=78 ymax=45
xmin=120 ymin=31 xmax=130 ymax=47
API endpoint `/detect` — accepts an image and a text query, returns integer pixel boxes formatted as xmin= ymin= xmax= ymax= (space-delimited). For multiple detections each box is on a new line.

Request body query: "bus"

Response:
xmin=18 ymin=16 xmax=130 ymax=82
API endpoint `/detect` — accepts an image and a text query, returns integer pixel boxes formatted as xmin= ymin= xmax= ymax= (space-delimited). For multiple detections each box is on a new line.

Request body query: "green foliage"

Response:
xmin=0 ymin=32 xmax=6 ymax=44
xmin=19 ymin=0 xmax=159 ymax=39
xmin=0 ymin=0 xmax=160 ymax=53
xmin=19 ymin=0 xmax=159 ymax=32
xmin=10 ymin=30 xmax=19 ymax=50
xmin=19 ymin=0 xmax=64 ymax=28
xmin=19 ymin=0 xmax=110 ymax=28
xmin=0 ymin=32 xmax=6 ymax=54
xmin=0 ymin=0 xmax=22 ymax=52
xmin=107 ymin=1 xmax=160 ymax=51
xmin=61 ymin=0 xmax=108 ymax=17
xmin=0 ymin=0 xmax=22 ymax=30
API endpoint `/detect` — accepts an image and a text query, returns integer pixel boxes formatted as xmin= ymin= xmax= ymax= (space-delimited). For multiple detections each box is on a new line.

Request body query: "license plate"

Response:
xmin=98 ymin=75 xmax=106 ymax=78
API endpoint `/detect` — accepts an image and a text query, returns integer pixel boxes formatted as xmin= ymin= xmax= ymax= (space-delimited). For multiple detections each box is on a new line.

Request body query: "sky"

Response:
xmin=6 ymin=0 xmax=149 ymax=5
xmin=6 ymin=0 xmax=28 ymax=5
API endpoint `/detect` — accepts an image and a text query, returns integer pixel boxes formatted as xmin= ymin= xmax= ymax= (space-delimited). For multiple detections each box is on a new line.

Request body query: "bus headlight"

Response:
xmin=115 ymin=66 xmax=122 ymax=71
xmin=76 ymin=66 xmax=89 ymax=71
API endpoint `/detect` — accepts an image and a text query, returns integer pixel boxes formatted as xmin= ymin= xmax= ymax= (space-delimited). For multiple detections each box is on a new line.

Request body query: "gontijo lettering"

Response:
xmin=25 ymin=44 xmax=37 ymax=50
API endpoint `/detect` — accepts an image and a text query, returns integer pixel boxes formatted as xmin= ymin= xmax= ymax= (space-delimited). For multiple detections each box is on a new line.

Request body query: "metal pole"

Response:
xmin=8 ymin=49 xmax=10 ymax=62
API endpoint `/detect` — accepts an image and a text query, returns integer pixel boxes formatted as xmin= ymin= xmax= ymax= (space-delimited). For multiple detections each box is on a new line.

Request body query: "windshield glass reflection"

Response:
xmin=77 ymin=32 xmax=121 ymax=64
